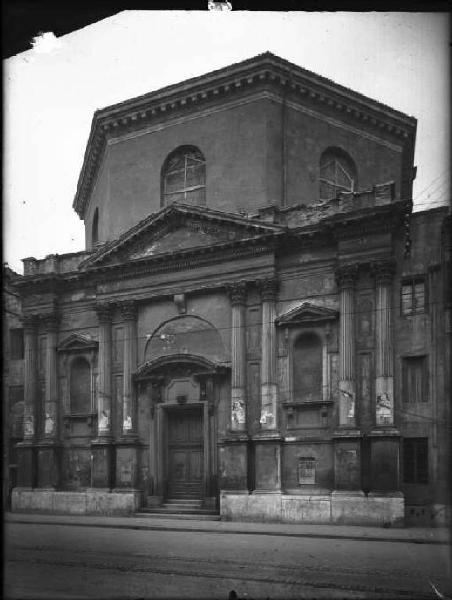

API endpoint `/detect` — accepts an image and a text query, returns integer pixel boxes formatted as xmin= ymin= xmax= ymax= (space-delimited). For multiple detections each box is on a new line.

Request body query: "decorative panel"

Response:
xmin=246 ymin=306 xmax=261 ymax=358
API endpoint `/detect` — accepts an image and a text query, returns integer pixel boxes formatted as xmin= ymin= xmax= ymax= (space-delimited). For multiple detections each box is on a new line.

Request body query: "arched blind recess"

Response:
xmin=161 ymin=146 xmax=206 ymax=207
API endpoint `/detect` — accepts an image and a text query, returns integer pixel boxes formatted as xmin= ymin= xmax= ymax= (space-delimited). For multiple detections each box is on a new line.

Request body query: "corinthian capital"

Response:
xmin=42 ymin=312 xmax=59 ymax=332
xmin=95 ymin=302 xmax=114 ymax=324
xmin=227 ymin=281 xmax=247 ymax=306
xmin=119 ymin=300 xmax=137 ymax=321
xmin=22 ymin=314 xmax=39 ymax=333
xmin=371 ymin=260 xmax=395 ymax=285
xmin=259 ymin=277 xmax=279 ymax=302
xmin=335 ymin=264 xmax=359 ymax=289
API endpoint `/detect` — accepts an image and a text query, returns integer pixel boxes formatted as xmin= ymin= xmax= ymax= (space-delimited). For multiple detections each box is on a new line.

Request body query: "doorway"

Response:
xmin=166 ymin=406 xmax=203 ymax=500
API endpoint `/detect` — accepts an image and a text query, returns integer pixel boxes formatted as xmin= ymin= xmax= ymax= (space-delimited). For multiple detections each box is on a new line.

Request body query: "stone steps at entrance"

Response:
xmin=135 ymin=510 xmax=221 ymax=521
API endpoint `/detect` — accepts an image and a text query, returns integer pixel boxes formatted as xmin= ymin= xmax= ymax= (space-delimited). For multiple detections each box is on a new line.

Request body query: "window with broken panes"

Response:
xmin=297 ymin=457 xmax=316 ymax=484
xmin=319 ymin=149 xmax=356 ymax=201
xmin=401 ymin=278 xmax=426 ymax=316
xmin=403 ymin=438 xmax=428 ymax=484
xmin=162 ymin=146 xmax=206 ymax=207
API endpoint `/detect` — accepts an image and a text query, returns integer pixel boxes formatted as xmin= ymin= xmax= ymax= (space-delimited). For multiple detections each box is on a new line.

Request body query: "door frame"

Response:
xmin=155 ymin=401 xmax=210 ymax=503
xmin=164 ymin=403 xmax=206 ymax=499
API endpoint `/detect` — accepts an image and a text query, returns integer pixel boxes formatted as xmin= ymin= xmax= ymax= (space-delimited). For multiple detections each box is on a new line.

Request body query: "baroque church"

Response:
xmin=6 ymin=53 xmax=451 ymax=525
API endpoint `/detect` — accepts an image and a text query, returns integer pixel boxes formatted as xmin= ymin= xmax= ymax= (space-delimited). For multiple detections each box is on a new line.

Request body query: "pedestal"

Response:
xmin=369 ymin=429 xmax=400 ymax=491
xmin=91 ymin=440 xmax=114 ymax=489
xmin=218 ymin=435 xmax=249 ymax=491
xmin=253 ymin=433 xmax=282 ymax=491
xmin=37 ymin=442 xmax=61 ymax=488
xmin=115 ymin=439 xmax=139 ymax=489
xmin=16 ymin=442 xmax=36 ymax=488
xmin=333 ymin=430 xmax=362 ymax=490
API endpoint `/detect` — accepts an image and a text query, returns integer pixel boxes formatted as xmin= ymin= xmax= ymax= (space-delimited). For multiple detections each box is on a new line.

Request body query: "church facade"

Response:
xmin=8 ymin=53 xmax=451 ymax=525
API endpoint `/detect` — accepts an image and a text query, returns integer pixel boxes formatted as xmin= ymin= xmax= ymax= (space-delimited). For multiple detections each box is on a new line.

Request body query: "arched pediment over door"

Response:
xmin=143 ymin=315 xmax=226 ymax=365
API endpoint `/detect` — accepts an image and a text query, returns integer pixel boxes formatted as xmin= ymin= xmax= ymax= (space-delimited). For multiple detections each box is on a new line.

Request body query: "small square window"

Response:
xmin=401 ymin=278 xmax=426 ymax=316
xmin=10 ymin=329 xmax=24 ymax=360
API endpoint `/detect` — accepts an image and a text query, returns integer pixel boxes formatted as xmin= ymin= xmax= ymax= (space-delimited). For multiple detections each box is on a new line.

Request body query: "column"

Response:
xmin=253 ymin=278 xmax=282 ymax=495
xmin=115 ymin=300 xmax=139 ymax=490
xmin=16 ymin=314 xmax=39 ymax=488
xmin=229 ymin=282 xmax=247 ymax=432
xmin=369 ymin=259 xmax=400 ymax=492
xmin=37 ymin=312 xmax=61 ymax=488
xmin=92 ymin=303 xmax=114 ymax=488
xmin=336 ymin=264 xmax=358 ymax=427
xmin=121 ymin=301 xmax=137 ymax=438
xmin=219 ymin=283 xmax=249 ymax=493
xmin=333 ymin=265 xmax=361 ymax=492
xmin=374 ymin=260 xmax=395 ymax=426
xmin=259 ymin=278 xmax=279 ymax=430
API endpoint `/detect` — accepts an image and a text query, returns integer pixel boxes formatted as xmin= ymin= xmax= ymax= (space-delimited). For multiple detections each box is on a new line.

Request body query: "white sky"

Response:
xmin=4 ymin=11 xmax=450 ymax=273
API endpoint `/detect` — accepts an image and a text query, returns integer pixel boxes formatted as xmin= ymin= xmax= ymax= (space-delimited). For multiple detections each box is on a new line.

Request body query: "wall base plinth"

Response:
xmin=220 ymin=491 xmax=405 ymax=526
xmin=11 ymin=489 xmax=141 ymax=515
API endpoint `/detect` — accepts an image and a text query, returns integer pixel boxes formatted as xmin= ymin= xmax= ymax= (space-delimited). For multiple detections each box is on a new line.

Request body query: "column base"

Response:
xmin=333 ymin=434 xmax=361 ymax=490
xmin=369 ymin=430 xmax=400 ymax=491
xmin=91 ymin=439 xmax=114 ymax=489
xmin=218 ymin=436 xmax=249 ymax=491
xmin=37 ymin=441 xmax=61 ymax=489
xmin=253 ymin=433 xmax=283 ymax=492
xmin=16 ymin=441 xmax=37 ymax=488
xmin=115 ymin=440 xmax=139 ymax=489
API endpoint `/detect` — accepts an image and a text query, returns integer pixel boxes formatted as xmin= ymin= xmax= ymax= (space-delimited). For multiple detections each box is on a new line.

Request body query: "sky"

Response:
xmin=4 ymin=11 xmax=450 ymax=274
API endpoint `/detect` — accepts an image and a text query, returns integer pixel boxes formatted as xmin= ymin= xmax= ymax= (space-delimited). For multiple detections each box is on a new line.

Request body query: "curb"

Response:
xmin=5 ymin=515 xmax=449 ymax=545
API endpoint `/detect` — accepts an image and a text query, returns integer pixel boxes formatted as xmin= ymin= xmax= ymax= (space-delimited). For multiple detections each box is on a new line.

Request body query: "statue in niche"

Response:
xmin=99 ymin=409 xmax=110 ymax=431
xmin=232 ymin=400 xmax=245 ymax=425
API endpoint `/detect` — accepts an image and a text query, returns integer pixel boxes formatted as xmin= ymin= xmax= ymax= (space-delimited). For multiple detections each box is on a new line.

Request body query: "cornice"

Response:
xmin=73 ymin=52 xmax=416 ymax=219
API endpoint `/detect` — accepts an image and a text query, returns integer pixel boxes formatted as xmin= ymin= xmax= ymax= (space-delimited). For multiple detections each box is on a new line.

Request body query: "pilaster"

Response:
xmin=259 ymin=277 xmax=279 ymax=431
xmin=228 ymin=281 xmax=247 ymax=432
xmin=16 ymin=314 xmax=39 ymax=488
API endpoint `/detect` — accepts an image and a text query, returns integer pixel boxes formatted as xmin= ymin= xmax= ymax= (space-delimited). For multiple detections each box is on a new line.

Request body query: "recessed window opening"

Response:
xmin=162 ymin=146 xmax=206 ymax=207
xmin=293 ymin=332 xmax=322 ymax=402
xmin=401 ymin=278 xmax=426 ymax=315
xmin=92 ymin=208 xmax=99 ymax=247
xmin=70 ymin=358 xmax=91 ymax=414
xmin=319 ymin=148 xmax=356 ymax=201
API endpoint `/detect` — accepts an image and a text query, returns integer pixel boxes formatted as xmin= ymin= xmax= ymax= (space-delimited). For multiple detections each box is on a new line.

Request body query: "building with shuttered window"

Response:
xmin=6 ymin=53 xmax=451 ymax=525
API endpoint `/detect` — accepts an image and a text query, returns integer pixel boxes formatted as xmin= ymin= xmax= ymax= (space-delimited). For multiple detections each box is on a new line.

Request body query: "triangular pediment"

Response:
xmin=276 ymin=302 xmax=338 ymax=326
xmin=81 ymin=204 xmax=284 ymax=269
xmin=57 ymin=333 xmax=98 ymax=352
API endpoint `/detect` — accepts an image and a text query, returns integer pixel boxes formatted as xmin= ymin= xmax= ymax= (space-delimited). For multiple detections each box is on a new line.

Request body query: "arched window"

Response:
xmin=293 ymin=333 xmax=322 ymax=402
xmin=92 ymin=208 xmax=99 ymax=247
xmin=70 ymin=358 xmax=91 ymax=414
xmin=319 ymin=148 xmax=356 ymax=201
xmin=161 ymin=146 xmax=206 ymax=207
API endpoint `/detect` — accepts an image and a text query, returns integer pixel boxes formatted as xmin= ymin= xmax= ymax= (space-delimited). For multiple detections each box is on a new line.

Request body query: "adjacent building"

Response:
xmin=6 ymin=53 xmax=450 ymax=525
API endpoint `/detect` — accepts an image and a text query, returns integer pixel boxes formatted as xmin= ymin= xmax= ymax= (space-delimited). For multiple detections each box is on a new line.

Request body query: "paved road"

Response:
xmin=4 ymin=521 xmax=452 ymax=599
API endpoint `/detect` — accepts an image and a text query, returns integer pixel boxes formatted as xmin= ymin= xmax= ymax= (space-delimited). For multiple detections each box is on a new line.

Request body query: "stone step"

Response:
xmin=164 ymin=499 xmax=203 ymax=506
xmin=135 ymin=511 xmax=221 ymax=521
xmin=140 ymin=507 xmax=218 ymax=516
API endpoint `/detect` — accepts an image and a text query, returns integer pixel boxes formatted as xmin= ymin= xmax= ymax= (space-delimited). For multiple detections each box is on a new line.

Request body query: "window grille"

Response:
xmin=401 ymin=278 xmax=426 ymax=315
xmin=298 ymin=457 xmax=316 ymax=484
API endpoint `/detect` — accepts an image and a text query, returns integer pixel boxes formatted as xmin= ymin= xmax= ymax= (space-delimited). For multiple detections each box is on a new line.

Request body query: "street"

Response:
xmin=4 ymin=521 xmax=451 ymax=600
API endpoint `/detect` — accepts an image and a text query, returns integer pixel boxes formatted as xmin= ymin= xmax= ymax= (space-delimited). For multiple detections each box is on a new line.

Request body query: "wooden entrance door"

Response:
xmin=167 ymin=407 xmax=203 ymax=499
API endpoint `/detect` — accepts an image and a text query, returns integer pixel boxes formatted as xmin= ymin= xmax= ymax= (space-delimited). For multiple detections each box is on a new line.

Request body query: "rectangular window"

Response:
xmin=403 ymin=438 xmax=428 ymax=484
xmin=10 ymin=328 xmax=24 ymax=360
xmin=402 ymin=356 xmax=428 ymax=403
xmin=401 ymin=278 xmax=426 ymax=315
xmin=298 ymin=457 xmax=316 ymax=485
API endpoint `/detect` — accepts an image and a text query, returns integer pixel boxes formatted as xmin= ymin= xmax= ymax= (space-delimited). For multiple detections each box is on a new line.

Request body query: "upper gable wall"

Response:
xmin=84 ymin=91 xmax=410 ymax=249
xmin=85 ymin=96 xmax=270 ymax=248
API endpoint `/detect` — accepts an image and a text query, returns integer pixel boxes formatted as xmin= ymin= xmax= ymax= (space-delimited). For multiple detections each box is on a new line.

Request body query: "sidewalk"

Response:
xmin=5 ymin=511 xmax=450 ymax=544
